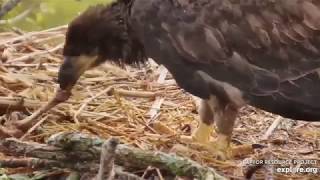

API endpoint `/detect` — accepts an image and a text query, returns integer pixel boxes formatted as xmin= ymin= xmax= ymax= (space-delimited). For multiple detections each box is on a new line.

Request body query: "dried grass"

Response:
xmin=0 ymin=26 xmax=319 ymax=179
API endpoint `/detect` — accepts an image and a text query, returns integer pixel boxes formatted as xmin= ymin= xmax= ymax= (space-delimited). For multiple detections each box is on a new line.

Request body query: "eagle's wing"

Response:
xmin=133 ymin=0 xmax=320 ymax=120
xmin=163 ymin=0 xmax=320 ymax=79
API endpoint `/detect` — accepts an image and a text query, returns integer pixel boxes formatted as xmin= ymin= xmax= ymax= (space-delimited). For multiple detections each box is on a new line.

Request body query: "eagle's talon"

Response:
xmin=191 ymin=122 xmax=213 ymax=144
xmin=205 ymin=140 xmax=233 ymax=160
xmin=180 ymin=135 xmax=233 ymax=160
xmin=180 ymin=133 xmax=233 ymax=160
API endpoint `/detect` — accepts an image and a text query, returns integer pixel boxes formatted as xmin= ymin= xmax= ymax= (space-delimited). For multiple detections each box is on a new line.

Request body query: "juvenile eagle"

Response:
xmin=56 ymin=0 xmax=320 ymax=159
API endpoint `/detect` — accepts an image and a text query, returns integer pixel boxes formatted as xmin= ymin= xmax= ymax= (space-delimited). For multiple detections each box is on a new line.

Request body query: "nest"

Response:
xmin=0 ymin=26 xmax=319 ymax=179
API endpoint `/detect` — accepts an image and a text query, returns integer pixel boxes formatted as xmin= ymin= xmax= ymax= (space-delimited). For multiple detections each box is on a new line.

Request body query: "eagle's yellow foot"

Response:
xmin=192 ymin=122 xmax=213 ymax=143
xmin=205 ymin=134 xmax=232 ymax=160
xmin=180 ymin=134 xmax=232 ymax=160
xmin=180 ymin=122 xmax=234 ymax=160
xmin=180 ymin=122 xmax=213 ymax=143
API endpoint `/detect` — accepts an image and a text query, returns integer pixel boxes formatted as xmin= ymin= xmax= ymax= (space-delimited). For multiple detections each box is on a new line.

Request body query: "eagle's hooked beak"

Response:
xmin=58 ymin=55 xmax=98 ymax=91
xmin=16 ymin=55 xmax=99 ymax=129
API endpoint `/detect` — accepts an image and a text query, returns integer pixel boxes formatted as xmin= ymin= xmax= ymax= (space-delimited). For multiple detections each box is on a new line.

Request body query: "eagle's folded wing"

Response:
xmin=155 ymin=0 xmax=320 ymax=120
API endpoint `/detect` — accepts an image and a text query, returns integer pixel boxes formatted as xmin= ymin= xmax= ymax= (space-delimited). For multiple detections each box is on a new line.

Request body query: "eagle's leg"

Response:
xmin=192 ymin=98 xmax=214 ymax=144
xmin=209 ymin=97 xmax=237 ymax=160
xmin=200 ymin=95 xmax=235 ymax=160
xmin=186 ymin=96 xmax=235 ymax=160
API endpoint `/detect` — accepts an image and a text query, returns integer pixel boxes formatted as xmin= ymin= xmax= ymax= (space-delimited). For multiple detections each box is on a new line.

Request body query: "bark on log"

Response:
xmin=0 ymin=157 xmax=143 ymax=180
xmin=0 ymin=132 xmax=226 ymax=180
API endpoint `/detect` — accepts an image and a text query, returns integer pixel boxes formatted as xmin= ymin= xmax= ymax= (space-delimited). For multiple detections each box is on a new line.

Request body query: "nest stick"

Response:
xmin=19 ymin=115 xmax=49 ymax=140
xmin=74 ymin=86 xmax=116 ymax=124
xmin=115 ymin=89 xmax=158 ymax=98
xmin=147 ymin=65 xmax=168 ymax=122
xmin=0 ymin=25 xmax=67 ymax=45
xmin=261 ymin=116 xmax=282 ymax=140
xmin=0 ymin=0 xmax=22 ymax=19
xmin=0 ymin=96 xmax=43 ymax=109
xmin=6 ymin=43 xmax=63 ymax=63
xmin=96 ymin=138 xmax=119 ymax=180
xmin=0 ymin=132 xmax=226 ymax=180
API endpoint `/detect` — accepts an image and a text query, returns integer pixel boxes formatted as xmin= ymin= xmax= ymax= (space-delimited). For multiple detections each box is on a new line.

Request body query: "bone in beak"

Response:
xmin=14 ymin=55 xmax=98 ymax=132
xmin=14 ymin=88 xmax=72 ymax=131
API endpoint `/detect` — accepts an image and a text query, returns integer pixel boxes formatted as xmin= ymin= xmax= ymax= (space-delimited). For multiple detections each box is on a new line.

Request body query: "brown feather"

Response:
xmin=61 ymin=0 xmax=320 ymax=120
xmin=128 ymin=0 xmax=320 ymax=120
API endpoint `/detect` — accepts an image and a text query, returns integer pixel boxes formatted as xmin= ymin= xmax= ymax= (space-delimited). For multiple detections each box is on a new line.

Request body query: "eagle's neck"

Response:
xmin=118 ymin=0 xmax=135 ymax=24
xmin=110 ymin=0 xmax=147 ymax=65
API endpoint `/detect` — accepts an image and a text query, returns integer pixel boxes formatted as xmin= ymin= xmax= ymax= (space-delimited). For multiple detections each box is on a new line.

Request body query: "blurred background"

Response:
xmin=0 ymin=0 xmax=113 ymax=32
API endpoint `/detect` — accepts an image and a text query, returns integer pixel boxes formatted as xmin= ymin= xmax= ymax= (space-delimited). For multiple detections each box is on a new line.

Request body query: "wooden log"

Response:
xmin=0 ymin=132 xmax=226 ymax=180
xmin=0 ymin=157 xmax=143 ymax=180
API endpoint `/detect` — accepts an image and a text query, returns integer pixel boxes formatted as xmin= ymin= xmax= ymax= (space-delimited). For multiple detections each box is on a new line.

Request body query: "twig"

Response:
xmin=6 ymin=43 xmax=63 ymax=63
xmin=0 ymin=64 xmax=9 ymax=72
xmin=0 ymin=96 xmax=44 ymax=110
xmin=0 ymin=86 xmax=15 ymax=94
xmin=147 ymin=98 xmax=164 ymax=123
xmin=74 ymin=86 xmax=156 ymax=124
xmin=74 ymin=85 xmax=117 ymax=124
xmin=96 ymin=138 xmax=119 ymax=180
xmin=0 ymin=96 xmax=97 ymax=110
xmin=156 ymin=65 xmax=169 ymax=83
xmin=2 ymin=63 xmax=58 ymax=67
xmin=0 ymin=6 xmax=34 ymax=25
xmin=10 ymin=33 xmax=65 ymax=48
xmin=156 ymin=168 xmax=165 ymax=180
xmin=147 ymin=65 xmax=168 ymax=123
xmin=19 ymin=115 xmax=49 ymax=140
xmin=0 ymin=25 xmax=67 ymax=45
xmin=247 ymin=116 xmax=283 ymax=179
xmin=0 ymin=0 xmax=22 ymax=19
xmin=115 ymin=89 xmax=158 ymax=98
xmin=261 ymin=116 xmax=282 ymax=140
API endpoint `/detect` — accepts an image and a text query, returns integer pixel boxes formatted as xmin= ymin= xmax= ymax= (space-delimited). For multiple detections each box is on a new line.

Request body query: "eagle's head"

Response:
xmin=58 ymin=2 xmax=146 ymax=91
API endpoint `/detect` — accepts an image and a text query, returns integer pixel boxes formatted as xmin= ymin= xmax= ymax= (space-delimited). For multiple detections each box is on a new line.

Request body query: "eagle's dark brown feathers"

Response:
xmin=63 ymin=3 xmax=146 ymax=66
xmin=59 ymin=0 xmax=320 ymax=121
